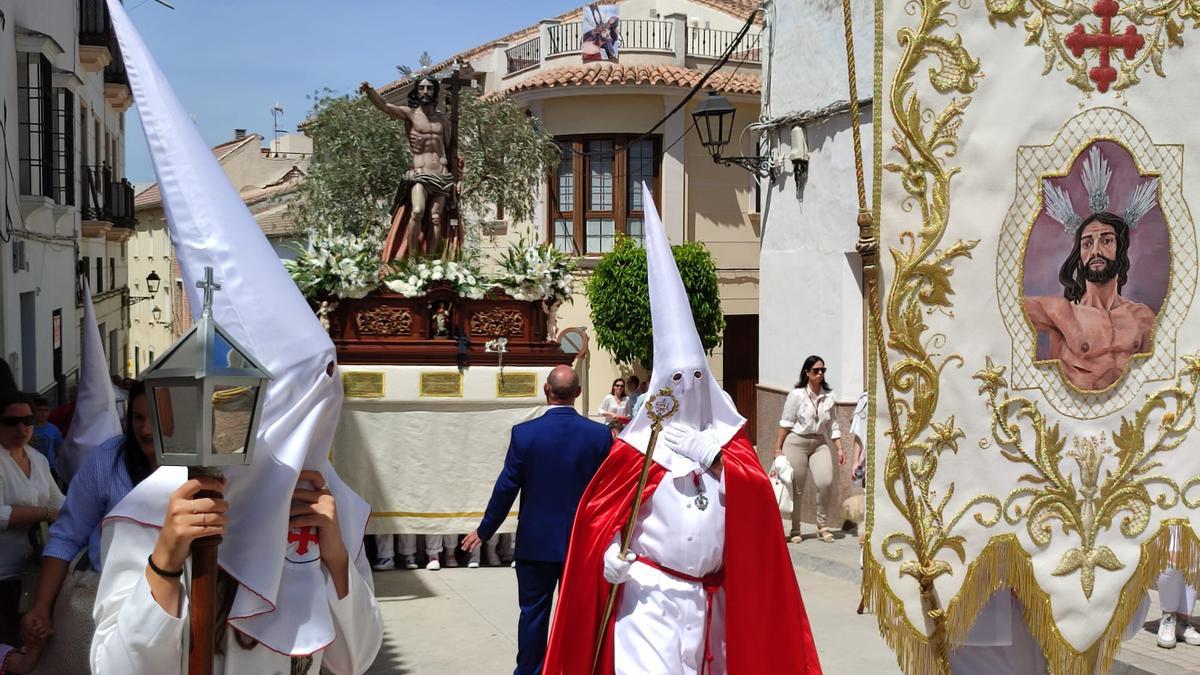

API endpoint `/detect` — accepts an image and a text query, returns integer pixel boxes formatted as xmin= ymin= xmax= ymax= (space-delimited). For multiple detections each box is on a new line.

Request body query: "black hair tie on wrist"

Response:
xmin=147 ymin=554 xmax=184 ymax=578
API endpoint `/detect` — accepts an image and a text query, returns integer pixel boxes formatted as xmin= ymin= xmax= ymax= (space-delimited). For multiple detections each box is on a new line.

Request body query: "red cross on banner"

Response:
xmin=1063 ymin=0 xmax=1146 ymax=93
xmin=288 ymin=527 xmax=319 ymax=555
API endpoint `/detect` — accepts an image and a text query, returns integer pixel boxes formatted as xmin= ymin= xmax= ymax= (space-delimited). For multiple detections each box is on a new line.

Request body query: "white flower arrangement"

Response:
xmin=287 ymin=233 xmax=575 ymax=304
xmin=284 ymin=232 xmax=380 ymax=300
xmin=494 ymin=238 xmax=576 ymax=304
xmin=383 ymin=256 xmax=489 ymax=300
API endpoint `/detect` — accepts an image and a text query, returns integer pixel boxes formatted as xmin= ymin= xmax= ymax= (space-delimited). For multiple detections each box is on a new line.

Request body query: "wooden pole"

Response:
xmin=188 ymin=466 xmax=223 ymax=675
xmin=591 ymin=391 xmax=678 ymax=674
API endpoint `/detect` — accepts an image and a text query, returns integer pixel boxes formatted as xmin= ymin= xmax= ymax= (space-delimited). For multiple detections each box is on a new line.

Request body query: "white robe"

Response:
xmin=91 ymin=512 xmax=382 ymax=674
xmin=615 ymin=450 xmax=727 ymax=675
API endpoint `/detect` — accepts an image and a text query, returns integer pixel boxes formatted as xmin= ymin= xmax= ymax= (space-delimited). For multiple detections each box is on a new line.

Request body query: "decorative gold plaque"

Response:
xmin=342 ymin=372 xmax=385 ymax=398
xmin=497 ymin=372 xmax=539 ymax=398
xmin=419 ymin=372 xmax=463 ymax=398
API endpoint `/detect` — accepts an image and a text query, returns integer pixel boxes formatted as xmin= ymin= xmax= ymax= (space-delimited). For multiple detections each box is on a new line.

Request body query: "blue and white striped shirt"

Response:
xmin=43 ymin=434 xmax=133 ymax=571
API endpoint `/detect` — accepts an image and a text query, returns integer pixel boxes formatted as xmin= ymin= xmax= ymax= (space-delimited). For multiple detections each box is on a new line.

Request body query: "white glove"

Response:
xmin=661 ymin=422 xmax=722 ymax=469
xmin=603 ymin=540 xmax=636 ymax=585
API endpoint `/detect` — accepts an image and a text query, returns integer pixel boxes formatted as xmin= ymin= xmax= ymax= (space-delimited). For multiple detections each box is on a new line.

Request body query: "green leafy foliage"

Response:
xmin=586 ymin=236 xmax=725 ymax=368
xmin=294 ymin=90 xmax=411 ymax=242
xmin=457 ymin=91 xmax=561 ymax=226
xmin=293 ymin=87 xmax=559 ymax=246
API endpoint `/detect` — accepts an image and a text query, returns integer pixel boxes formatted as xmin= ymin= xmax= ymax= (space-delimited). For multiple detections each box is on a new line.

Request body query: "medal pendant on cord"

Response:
xmin=692 ymin=473 xmax=709 ymax=511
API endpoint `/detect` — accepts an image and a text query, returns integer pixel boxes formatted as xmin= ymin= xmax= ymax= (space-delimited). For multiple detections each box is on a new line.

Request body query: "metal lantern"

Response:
xmin=146 ymin=270 xmax=162 ymax=295
xmin=143 ymin=267 xmax=273 ymax=468
xmin=691 ymin=91 xmax=736 ymax=161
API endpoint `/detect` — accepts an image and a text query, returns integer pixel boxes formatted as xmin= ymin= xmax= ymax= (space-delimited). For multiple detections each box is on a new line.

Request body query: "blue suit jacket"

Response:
xmin=477 ymin=406 xmax=612 ymax=562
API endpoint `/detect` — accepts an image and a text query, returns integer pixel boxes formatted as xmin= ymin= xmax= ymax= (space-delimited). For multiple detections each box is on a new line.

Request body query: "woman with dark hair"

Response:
xmin=598 ymin=378 xmax=629 ymax=436
xmin=773 ymin=355 xmax=847 ymax=544
xmin=0 ymin=391 xmax=64 ymax=645
xmin=20 ymin=382 xmax=153 ymax=650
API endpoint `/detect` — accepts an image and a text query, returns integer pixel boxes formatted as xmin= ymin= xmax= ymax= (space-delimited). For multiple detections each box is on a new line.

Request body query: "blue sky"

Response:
xmin=122 ymin=0 xmax=574 ymax=183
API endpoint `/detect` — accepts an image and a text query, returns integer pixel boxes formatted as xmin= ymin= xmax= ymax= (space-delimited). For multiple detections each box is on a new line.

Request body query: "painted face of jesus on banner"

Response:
xmin=1021 ymin=140 xmax=1169 ymax=392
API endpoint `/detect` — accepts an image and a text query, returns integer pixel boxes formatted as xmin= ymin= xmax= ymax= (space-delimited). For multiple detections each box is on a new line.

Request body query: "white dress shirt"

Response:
xmin=0 ymin=446 xmax=65 ymax=579
xmin=780 ymin=387 xmax=842 ymax=441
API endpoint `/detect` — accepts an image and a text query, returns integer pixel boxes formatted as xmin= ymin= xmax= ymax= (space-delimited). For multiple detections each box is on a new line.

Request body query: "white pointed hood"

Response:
xmin=58 ymin=278 xmax=122 ymax=484
xmin=619 ymin=184 xmax=744 ymax=467
xmin=104 ymin=0 xmax=370 ymax=656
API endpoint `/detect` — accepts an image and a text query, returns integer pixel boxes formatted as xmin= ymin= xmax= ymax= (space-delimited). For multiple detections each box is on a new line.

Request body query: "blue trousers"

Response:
xmin=514 ymin=559 xmax=564 ymax=675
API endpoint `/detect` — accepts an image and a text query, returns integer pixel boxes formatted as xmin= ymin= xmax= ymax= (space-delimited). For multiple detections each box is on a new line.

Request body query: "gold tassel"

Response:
xmin=863 ymin=522 xmax=1200 ymax=674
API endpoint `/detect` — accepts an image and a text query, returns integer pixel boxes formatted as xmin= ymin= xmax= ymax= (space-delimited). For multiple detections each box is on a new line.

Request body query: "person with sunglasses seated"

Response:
xmin=0 ymin=391 xmax=63 ymax=646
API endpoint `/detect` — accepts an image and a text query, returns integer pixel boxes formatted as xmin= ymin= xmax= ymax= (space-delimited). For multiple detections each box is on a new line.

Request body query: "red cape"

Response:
xmin=544 ymin=429 xmax=822 ymax=674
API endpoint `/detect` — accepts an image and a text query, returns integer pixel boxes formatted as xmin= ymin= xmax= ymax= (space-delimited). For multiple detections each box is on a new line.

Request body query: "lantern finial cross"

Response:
xmin=196 ymin=266 xmax=222 ymax=314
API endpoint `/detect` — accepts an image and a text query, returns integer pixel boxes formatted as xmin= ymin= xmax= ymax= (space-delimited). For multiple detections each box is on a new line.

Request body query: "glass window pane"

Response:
xmin=212 ymin=384 xmax=259 ymax=456
xmin=627 ymin=218 xmax=644 ymax=244
xmin=588 ymin=140 xmax=614 ymax=211
xmin=556 ymin=142 xmax=573 ymax=213
xmin=554 ymin=219 xmax=575 ymax=254
xmin=627 ymin=139 xmax=656 ymax=211
xmin=586 ymin=218 xmax=616 ymax=254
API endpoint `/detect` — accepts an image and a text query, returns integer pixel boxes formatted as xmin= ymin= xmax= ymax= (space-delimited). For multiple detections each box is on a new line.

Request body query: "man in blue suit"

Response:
xmin=462 ymin=365 xmax=612 ymax=675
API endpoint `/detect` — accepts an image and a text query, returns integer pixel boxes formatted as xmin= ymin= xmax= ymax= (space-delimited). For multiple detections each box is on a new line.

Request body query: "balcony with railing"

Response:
xmin=77 ymin=0 xmax=129 ymax=86
xmin=688 ymin=26 xmax=761 ymax=61
xmin=82 ymin=164 xmax=137 ymax=229
xmin=507 ymin=18 xmax=760 ymax=75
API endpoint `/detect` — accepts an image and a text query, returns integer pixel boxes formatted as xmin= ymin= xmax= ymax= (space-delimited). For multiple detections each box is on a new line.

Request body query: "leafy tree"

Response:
xmin=294 ymin=87 xmax=559 ymax=247
xmin=586 ymin=236 xmax=725 ymax=368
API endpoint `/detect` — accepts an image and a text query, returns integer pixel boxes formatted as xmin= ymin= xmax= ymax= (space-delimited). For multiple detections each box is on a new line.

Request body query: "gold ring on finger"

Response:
xmin=191 ymin=499 xmax=197 ymax=514
xmin=202 ymin=512 xmax=208 ymax=528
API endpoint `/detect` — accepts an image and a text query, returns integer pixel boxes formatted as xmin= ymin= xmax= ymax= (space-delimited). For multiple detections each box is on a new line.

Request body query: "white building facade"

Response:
xmin=0 ymin=0 xmax=133 ymax=401
xmin=756 ymin=0 xmax=873 ymax=516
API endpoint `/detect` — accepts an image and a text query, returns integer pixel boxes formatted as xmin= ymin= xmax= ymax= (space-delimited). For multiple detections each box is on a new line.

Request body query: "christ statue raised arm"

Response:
xmin=360 ymin=77 xmax=454 ymax=262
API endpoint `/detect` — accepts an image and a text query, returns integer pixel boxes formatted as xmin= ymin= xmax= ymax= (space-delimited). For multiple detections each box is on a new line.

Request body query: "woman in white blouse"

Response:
xmin=773 ymin=356 xmax=846 ymax=543
xmin=0 ymin=391 xmax=63 ymax=645
xmin=597 ymin=378 xmax=629 ymax=436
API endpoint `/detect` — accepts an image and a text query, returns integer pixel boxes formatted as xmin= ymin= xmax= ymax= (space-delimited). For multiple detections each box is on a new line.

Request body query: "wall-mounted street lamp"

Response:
xmin=151 ymin=305 xmax=164 ymax=323
xmin=128 ymin=270 xmax=163 ymax=305
xmin=691 ymin=91 xmax=771 ymax=178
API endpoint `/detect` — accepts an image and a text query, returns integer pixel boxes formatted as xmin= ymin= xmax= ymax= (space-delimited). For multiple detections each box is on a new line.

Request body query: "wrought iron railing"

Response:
xmin=82 ymin=165 xmax=137 ymax=228
xmin=686 ymin=27 xmax=761 ymax=62
xmin=547 ymin=21 xmax=582 ymax=55
xmin=505 ymin=38 xmax=541 ymax=75
xmin=618 ymin=19 xmax=674 ymax=51
xmin=78 ymin=0 xmax=109 ymax=47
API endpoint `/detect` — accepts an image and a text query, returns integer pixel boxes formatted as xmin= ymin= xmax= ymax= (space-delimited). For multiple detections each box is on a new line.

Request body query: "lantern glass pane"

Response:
xmin=153 ymin=384 xmax=200 ymax=456
xmin=156 ymin=340 xmax=200 ymax=372
xmin=211 ymin=384 xmax=259 ymax=456
xmin=721 ymin=108 xmax=736 ymax=146
xmin=211 ymin=331 xmax=238 ymax=368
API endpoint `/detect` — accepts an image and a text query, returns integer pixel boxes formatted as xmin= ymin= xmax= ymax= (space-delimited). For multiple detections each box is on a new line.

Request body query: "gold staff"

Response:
xmin=591 ymin=387 xmax=680 ymax=674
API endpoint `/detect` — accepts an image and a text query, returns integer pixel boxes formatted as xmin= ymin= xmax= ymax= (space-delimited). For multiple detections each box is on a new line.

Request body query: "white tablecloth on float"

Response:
xmin=332 ymin=401 xmax=540 ymax=535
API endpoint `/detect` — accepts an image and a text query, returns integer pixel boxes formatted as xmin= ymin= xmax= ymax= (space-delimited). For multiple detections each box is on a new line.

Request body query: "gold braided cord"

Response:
xmin=864 ymin=521 xmax=1200 ymax=674
xmin=843 ymin=0 xmax=952 ymax=670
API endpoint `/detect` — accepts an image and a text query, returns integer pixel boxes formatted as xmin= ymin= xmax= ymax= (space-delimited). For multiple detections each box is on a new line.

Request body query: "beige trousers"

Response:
xmin=782 ymin=433 xmax=832 ymax=532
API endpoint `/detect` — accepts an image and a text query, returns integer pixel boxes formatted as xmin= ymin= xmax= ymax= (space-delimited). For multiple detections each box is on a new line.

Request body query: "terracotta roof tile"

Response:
xmin=504 ymin=63 xmax=760 ymax=96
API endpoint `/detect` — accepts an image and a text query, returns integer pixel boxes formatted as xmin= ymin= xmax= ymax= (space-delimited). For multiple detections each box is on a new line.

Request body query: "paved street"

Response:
xmin=365 ymin=531 xmax=1200 ymax=674
xmin=366 ymin=539 xmax=901 ymax=674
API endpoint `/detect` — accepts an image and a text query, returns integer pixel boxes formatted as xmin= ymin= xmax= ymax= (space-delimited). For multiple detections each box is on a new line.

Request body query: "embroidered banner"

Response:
xmin=866 ymin=0 xmax=1200 ymax=672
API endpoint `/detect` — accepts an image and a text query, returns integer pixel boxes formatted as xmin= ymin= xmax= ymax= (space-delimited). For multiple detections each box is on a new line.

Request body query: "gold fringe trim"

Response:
xmin=863 ymin=522 xmax=1200 ymax=674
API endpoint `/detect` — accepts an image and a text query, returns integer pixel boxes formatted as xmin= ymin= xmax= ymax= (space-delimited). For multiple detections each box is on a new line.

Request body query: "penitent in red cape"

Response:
xmin=543 ymin=429 xmax=823 ymax=674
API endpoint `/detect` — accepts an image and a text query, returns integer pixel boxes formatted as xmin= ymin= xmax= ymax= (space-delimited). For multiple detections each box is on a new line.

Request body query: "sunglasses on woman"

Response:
xmin=810 ymin=367 xmax=827 ymax=374
xmin=0 ymin=415 xmax=35 ymax=428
